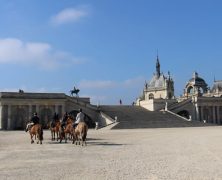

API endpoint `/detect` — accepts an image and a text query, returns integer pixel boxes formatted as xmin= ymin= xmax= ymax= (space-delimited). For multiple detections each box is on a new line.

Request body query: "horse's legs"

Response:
xmin=51 ymin=130 xmax=53 ymax=141
xmin=30 ymin=134 xmax=34 ymax=144
xmin=65 ymin=133 xmax=67 ymax=143
xmin=37 ymin=134 xmax=39 ymax=144
xmin=39 ymin=135 xmax=42 ymax=144
xmin=52 ymin=130 xmax=54 ymax=141
xmin=56 ymin=132 xmax=59 ymax=141
xmin=59 ymin=131 xmax=63 ymax=143
xmin=83 ymin=133 xmax=87 ymax=146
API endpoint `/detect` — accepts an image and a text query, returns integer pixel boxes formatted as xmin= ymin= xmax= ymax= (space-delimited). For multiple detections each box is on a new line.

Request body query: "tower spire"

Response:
xmin=156 ymin=54 xmax=160 ymax=78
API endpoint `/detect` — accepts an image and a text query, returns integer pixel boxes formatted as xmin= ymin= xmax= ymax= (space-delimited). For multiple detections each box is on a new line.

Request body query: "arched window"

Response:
xmin=187 ymin=86 xmax=194 ymax=94
xmin=149 ymin=93 xmax=154 ymax=99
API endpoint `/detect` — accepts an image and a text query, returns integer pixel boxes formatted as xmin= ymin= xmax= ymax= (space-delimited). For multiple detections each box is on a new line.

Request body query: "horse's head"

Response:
xmin=67 ymin=116 xmax=73 ymax=124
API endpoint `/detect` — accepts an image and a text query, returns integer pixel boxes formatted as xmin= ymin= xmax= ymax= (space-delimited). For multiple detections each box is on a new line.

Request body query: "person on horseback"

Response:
xmin=31 ymin=112 xmax=40 ymax=125
xmin=25 ymin=112 xmax=39 ymax=132
xmin=61 ymin=112 xmax=68 ymax=129
xmin=73 ymin=108 xmax=85 ymax=129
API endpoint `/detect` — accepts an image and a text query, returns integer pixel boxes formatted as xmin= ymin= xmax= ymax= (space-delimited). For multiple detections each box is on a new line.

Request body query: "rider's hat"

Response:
xmin=79 ymin=108 xmax=82 ymax=112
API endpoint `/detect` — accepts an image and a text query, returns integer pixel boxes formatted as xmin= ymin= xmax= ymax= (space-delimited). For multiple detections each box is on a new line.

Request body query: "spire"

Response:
xmin=156 ymin=55 xmax=160 ymax=78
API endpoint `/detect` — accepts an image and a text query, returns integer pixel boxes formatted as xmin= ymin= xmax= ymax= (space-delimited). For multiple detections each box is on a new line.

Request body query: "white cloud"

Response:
xmin=0 ymin=38 xmax=84 ymax=70
xmin=51 ymin=6 xmax=90 ymax=25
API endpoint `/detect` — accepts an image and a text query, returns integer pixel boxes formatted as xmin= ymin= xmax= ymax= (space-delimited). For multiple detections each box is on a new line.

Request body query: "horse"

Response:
xmin=28 ymin=124 xmax=43 ymax=144
xmin=59 ymin=116 xmax=74 ymax=143
xmin=70 ymin=87 xmax=80 ymax=97
xmin=72 ymin=122 xmax=88 ymax=146
xmin=49 ymin=120 xmax=61 ymax=141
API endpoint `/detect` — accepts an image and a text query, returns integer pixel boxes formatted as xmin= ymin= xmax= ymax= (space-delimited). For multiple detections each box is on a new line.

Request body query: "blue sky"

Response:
xmin=0 ymin=0 xmax=221 ymax=105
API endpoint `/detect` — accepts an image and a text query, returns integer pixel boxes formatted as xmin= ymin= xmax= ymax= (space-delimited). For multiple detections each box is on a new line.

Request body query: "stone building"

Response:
xmin=136 ymin=56 xmax=176 ymax=111
xmin=137 ymin=57 xmax=222 ymax=125
xmin=0 ymin=92 xmax=98 ymax=130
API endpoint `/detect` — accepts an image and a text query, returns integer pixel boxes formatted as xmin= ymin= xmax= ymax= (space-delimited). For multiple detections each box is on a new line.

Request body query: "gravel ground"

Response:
xmin=1 ymin=127 xmax=222 ymax=180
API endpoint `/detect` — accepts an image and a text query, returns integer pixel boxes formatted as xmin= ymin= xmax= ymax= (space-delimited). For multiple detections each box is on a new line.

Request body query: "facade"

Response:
xmin=136 ymin=56 xmax=176 ymax=111
xmin=137 ymin=57 xmax=222 ymax=125
xmin=0 ymin=92 xmax=98 ymax=130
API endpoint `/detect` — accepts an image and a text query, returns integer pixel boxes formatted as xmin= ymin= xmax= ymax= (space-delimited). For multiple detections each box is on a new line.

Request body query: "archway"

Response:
xmin=187 ymin=86 xmax=194 ymax=95
xmin=69 ymin=110 xmax=95 ymax=128
xmin=177 ymin=110 xmax=190 ymax=119
xmin=149 ymin=93 xmax=154 ymax=100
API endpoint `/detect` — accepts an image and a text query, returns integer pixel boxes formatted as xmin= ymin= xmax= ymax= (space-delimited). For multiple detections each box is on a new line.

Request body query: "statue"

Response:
xmin=70 ymin=86 xmax=80 ymax=97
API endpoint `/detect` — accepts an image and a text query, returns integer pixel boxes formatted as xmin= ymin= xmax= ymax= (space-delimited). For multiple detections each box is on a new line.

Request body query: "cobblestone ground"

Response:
xmin=1 ymin=127 xmax=222 ymax=180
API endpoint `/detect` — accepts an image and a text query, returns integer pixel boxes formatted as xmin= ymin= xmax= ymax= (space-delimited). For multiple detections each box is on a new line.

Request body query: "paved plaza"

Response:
xmin=1 ymin=127 xmax=222 ymax=180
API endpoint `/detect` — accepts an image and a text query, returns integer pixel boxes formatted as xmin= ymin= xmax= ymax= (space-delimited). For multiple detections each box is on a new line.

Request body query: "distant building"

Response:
xmin=136 ymin=56 xmax=177 ymax=111
xmin=137 ymin=56 xmax=222 ymax=125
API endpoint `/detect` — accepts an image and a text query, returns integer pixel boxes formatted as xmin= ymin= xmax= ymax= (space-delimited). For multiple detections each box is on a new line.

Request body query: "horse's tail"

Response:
xmin=38 ymin=125 xmax=44 ymax=141
xmin=82 ymin=124 xmax=88 ymax=141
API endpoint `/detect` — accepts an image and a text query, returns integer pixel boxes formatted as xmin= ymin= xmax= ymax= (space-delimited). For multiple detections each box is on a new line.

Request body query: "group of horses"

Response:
xmin=26 ymin=116 xmax=88 ymax=146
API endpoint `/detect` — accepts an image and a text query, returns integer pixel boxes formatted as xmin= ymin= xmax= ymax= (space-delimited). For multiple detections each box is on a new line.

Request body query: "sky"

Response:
xmin=0 ymin=0 xmax=221 ymax=105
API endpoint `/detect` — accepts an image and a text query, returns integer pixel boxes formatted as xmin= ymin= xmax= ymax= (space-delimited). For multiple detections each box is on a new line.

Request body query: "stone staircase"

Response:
xmin=99 ymin=105 xmax=213 ymax=129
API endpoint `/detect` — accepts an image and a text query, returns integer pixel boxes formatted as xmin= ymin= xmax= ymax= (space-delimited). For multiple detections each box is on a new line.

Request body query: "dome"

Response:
xmin=185 ymin=72 xmax=208 ymax=95
xmin=188 ymin=72 xmax=207 ymax=86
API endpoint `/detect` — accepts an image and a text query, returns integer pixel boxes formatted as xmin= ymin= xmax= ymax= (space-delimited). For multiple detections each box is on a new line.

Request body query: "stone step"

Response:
xmin=99 ymin=105 xmax=213 ymax=129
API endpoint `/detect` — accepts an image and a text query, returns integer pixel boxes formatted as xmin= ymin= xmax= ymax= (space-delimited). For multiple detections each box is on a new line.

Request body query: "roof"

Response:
xmin=187 ymin=72 xmax=207 ymax=87
xmin=211 ymin=80 xmax=222 ymax=92
xmin=147 ymin=74 xmax=166 ymax=90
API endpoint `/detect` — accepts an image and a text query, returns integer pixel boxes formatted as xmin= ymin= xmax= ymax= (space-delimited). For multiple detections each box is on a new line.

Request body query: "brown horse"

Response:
xmin=50 ymin=121 xmax=61 ymax=141
xmin=28 ymin=124 xmax=43 ymax=144
xmin=72 ymin=122 xmax=88 ymax=146
xmin=59 ymin=116 xmax=74 ymax=143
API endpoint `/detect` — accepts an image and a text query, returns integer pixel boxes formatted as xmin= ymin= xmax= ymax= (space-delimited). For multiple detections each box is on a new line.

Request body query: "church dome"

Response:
xmin=188 ymin=72 xmax=207 ymax=86
xmin=184 ymin=72 xmax=208 ymax=96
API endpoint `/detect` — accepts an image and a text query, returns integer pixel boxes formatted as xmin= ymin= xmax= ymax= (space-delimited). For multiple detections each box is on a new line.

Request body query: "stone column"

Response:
xmin=7 ymin=105 xmax=11 ymax=130
xmin=62 ymin=104 xmax=65 ymax=115
xmin=217 ymin=106 xmax=221 ymax=124
xmin=195 ymin=103 xmax=199 ymax=121
xmin=28 ymin=104 xmax=32 ymax=120
xmin=200 ymin=106 xmax=204 ymax=122
xmin=36 ymin=105 xmax=39 ymax=115
xmin=213 ymin=106 xmax=216 ymax=124
xmin=55 ymin=105 xmax=59 ymax=114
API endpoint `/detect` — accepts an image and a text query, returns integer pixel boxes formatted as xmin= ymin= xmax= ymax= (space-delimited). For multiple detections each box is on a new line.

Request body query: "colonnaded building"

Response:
xmin=0 ymin=56 xmax=221 ymax=130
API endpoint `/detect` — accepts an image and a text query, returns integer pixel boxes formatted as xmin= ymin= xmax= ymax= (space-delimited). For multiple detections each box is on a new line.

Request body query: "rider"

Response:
xmin=61 ymin=112 xmax=68 ymax=129
xmin=31 ymin=112 xmax=40 ymax=125
xmin=73 ymin=108 xmax=85 ymax=129
xmin=26 ymin=112 xmax=40 ymax=132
